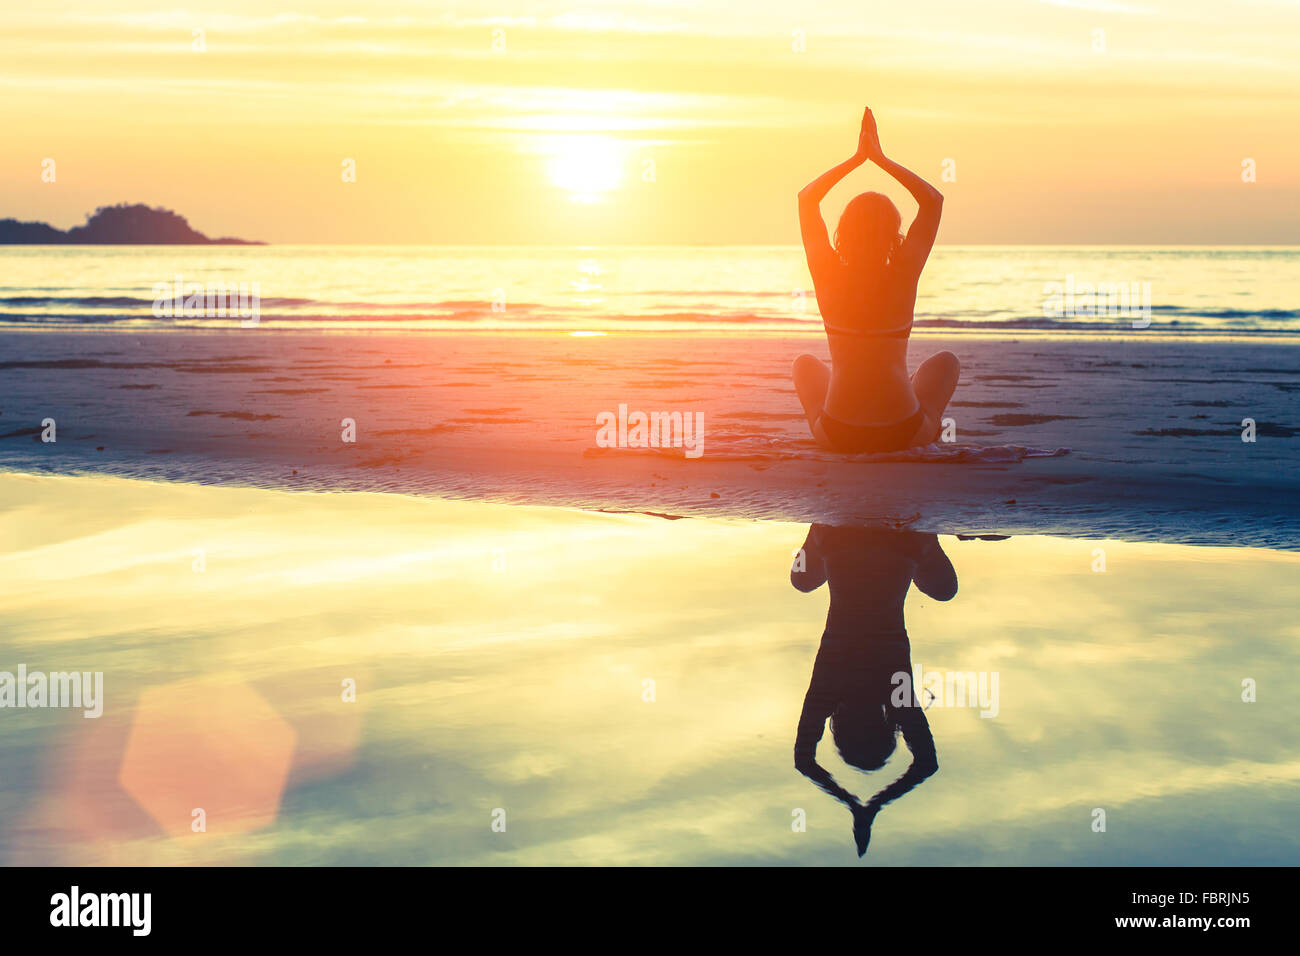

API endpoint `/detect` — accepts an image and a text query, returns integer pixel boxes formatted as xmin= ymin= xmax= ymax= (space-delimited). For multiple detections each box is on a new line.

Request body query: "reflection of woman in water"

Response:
xmin=793 ymin=107 xmax=960 ymax=454
xmin=791 ymin=524 xmax=957 ymax=856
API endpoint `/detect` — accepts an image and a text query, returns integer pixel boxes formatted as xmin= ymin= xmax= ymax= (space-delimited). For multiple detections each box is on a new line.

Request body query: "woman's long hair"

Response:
xmin=834 ymin=191 xmax=904 ymax=270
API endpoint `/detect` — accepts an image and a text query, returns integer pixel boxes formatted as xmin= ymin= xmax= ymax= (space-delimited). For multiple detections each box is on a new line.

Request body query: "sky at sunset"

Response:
xmin=2 ymin=0 xmax=1298 ymax=244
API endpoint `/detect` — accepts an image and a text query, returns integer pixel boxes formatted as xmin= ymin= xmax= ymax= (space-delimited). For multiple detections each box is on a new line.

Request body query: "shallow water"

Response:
xmin=1 ymin=473 xmax=1297 ymax=865
xmin=2 ymin=245 xmax=1299 ymax=334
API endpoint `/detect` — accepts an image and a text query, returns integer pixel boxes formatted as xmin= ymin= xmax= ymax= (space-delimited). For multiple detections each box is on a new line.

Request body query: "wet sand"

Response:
xmin=1 ymin=330 xmax=1297 ymax=547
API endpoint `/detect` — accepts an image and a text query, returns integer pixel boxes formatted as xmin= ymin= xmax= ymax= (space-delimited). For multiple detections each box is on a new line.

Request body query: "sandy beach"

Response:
xmin=1 ymin=330 xmax=1297 ymax=547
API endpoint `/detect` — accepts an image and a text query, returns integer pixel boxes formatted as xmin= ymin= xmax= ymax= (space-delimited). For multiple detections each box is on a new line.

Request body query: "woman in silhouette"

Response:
xmin=793 ymin=108 xmax=960 ymax=453
xmin=791 ymin=524 xmax=956 ymax=856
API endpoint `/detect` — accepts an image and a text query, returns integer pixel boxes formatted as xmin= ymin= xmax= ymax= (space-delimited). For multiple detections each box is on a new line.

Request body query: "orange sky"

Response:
xmin=2 ymin=1 xmax=1298 ymax=243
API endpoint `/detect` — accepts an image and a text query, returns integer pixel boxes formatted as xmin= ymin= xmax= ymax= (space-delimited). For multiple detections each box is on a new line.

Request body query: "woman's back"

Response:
xmin=821 ymin=526 xmax=925 ymax=634
xmin=815 ymin=261 xmax=921 ymax=423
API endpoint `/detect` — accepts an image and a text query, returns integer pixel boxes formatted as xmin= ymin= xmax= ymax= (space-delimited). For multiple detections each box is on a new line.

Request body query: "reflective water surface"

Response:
xmin=1 ymin=473 xmax=1297 ymax=865
xmin=3 ymin=245 xmax=1300 ymax=334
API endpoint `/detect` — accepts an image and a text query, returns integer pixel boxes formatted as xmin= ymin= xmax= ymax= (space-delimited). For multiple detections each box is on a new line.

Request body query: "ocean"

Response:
xmin=1 ymin=245 xmax=1298 ymax=336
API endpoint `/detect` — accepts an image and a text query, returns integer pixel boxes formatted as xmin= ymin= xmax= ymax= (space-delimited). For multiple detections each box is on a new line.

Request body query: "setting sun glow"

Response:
xmin=0 ymin=1 xmax=1296 ymax=243
xmin=544 ymin=135 xmax=626 ymax=204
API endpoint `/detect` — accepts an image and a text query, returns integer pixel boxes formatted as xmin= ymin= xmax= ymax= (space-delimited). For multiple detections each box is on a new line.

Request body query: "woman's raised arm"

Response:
xmin=797 ymin=111 xmax=877 ymax=279
xmin=857 ymin=107 xmax=944 ymax=274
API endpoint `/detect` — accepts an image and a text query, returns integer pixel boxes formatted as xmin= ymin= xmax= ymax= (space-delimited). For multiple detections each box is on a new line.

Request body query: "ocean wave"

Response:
xmin=0 ymin=294 xmax=319 ymax=308
xmin=1147 ymin=305 xmax=1300 ymax=319
xmin=0 ymin=306 xmax=1296 ymax=335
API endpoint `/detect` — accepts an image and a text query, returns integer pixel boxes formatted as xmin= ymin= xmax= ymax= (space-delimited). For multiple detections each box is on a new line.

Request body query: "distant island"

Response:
xmin=0 ymin=203 xmax=264 ymax=245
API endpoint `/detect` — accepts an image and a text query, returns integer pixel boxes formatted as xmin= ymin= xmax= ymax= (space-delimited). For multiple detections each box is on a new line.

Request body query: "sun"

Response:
xmin=543 ymin=135 xmax=626 ymax=204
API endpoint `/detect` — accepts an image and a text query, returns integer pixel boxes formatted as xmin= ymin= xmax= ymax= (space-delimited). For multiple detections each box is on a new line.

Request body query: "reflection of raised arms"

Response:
xmin=792 ymin=689 xmax=856 ymax=805
xmin=793 ymin=690 xmax=938 ymax=808
xmin=793 ymin=681 xmax=937 ymax=858
xmin=864 ymin=706 xmax=938 ymax=809
xmin=791 ymin=525 xmax=847 ymax=796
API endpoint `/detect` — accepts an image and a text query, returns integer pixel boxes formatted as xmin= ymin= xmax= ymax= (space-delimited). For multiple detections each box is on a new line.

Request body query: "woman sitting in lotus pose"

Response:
xmin=793 ymin=107 xmax=960 ymax=453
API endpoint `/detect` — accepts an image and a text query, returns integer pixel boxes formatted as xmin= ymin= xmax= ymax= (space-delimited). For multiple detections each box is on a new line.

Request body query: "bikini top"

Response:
xmin=824 ymin=320 xmax=913 ymax=339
